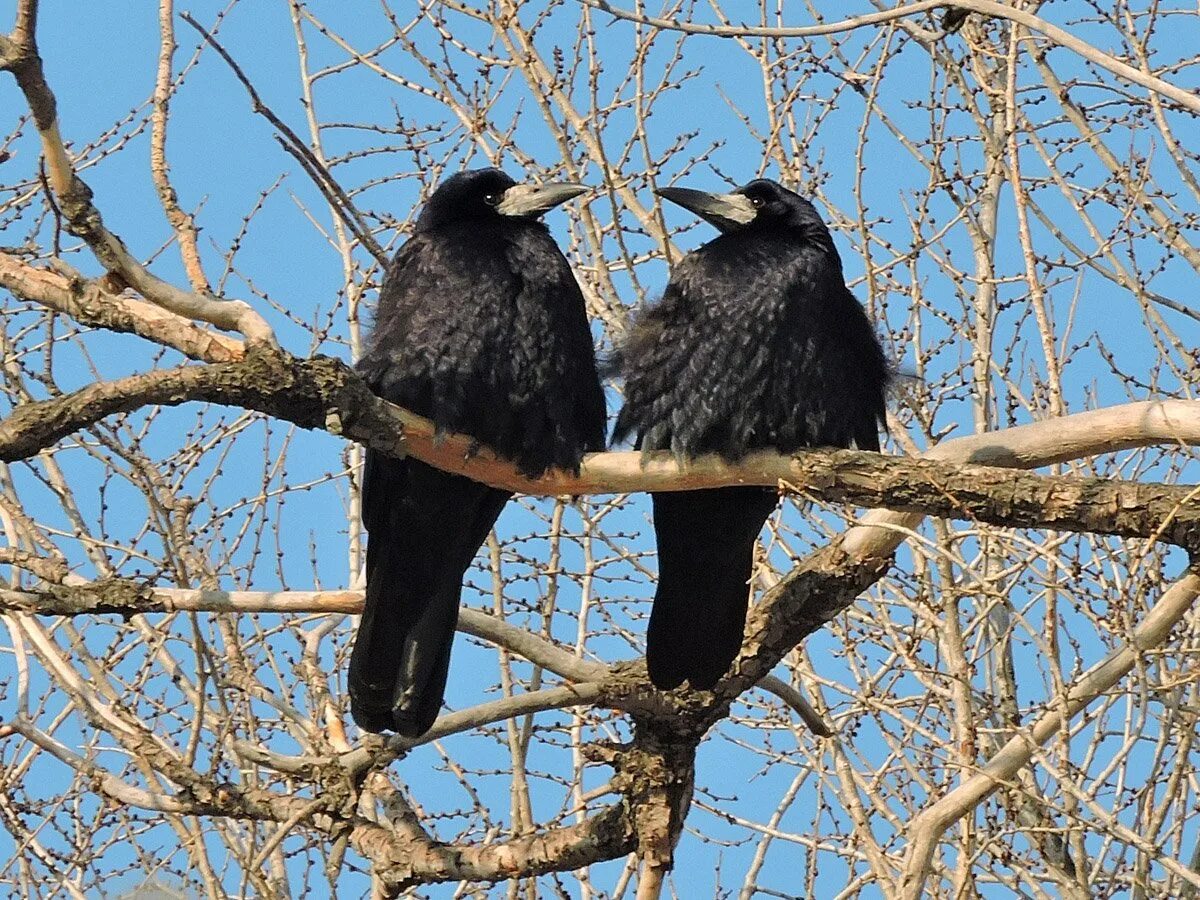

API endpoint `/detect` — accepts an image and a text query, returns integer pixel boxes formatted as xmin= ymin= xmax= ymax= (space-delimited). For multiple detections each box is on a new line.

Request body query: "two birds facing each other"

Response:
xmin=351 ymin=168 xmax=891 ymax=738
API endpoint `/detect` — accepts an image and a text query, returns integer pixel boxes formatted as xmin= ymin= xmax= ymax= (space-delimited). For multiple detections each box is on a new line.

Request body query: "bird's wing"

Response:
xmin=502 ymin=233 xmax=607 ymax=471
xmin=615 ymin=246 xmax=788 ymax=456
xmin=358 ymin=231 xmax=520 ymax=440
xmin=610 ymin=272 xmax=700 ymax=449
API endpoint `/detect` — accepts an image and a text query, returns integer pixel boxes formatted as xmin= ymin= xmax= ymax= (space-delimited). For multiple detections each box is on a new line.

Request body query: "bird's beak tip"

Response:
xmin=497 ymin=181 xmax=590 ymax=216
xmin=655 ymin=185 xmax=712 ymax=207
xmin=557 ymin=182 xmax=589 ymax=200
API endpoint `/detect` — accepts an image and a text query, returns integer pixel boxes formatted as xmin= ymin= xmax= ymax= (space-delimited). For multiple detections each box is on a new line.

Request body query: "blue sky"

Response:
xmin=2 ymin=2 xmax=1199 ymax=897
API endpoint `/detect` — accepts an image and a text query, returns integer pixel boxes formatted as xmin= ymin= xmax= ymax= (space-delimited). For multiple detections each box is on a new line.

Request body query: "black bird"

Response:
xmin=351 ymin=168 xmax=606 ymax=736
xmin=613 ymin=179 xmax=889 ymax=691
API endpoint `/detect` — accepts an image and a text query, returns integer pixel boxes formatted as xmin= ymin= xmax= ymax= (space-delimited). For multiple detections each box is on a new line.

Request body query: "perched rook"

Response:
xmin=614 ymin=179 xmax=890 ymax=691
xmin=352 ymin=169 xmax=606 ymax=736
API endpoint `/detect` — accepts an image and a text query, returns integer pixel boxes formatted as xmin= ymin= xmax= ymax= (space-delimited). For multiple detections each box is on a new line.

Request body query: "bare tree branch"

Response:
xmin=580 ymin=0 xmax=1200 ymax=115
xmin=1 ymin=2 xmax=276 ymax=344
xmin=178 ymin=11 xmax=389 ymax=268
xmin=897 ymin=570 xmax=1200 ymax=899
xmin=0 ymin=252 xmax=244 ymax=362
xmin=2 ymin=349 xmax=1199 ymax=548
xmin=4 ymin=1 xmax=1199 ymax=893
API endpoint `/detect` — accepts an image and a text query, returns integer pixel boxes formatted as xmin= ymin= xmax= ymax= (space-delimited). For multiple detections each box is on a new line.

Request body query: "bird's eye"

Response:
xmin=483 ymin=193 xmax=501 ymax=206
xmin=749 ymin=196 xmax=765 ymax=208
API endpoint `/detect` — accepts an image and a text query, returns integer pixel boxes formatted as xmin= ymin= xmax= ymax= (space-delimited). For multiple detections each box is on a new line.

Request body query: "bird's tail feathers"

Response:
xmin=646 ymin=488 xmax=778 ymax=690
xmin=351 ymin=503 xmax=484 ymax=738
xmin=389 ymin=581 xmax=460 ymax=737
xmin=349 ymin=534 xmax=465 ymax=739
xmin=349 ymin=466 xmax=510 ymax=738
xmin=348 ymin=534 xmax=415 ymax=733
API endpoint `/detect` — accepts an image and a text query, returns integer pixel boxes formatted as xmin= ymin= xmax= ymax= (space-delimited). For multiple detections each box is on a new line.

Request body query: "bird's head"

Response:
xmin=416 ymin=168 xmax=588 ymax=231
xmin=656 ymin=178 xmax=823 ymax=234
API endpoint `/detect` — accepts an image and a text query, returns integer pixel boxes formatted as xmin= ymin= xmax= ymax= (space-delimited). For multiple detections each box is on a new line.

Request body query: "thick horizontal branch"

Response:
xmin=0 ymin=582 xmax=358 ymax=617
xmin=712 ymin=397 xmax=1200 ymax=731
xmin=2 ymin=350 xmax=1199 ymax=549
xmin=0 ymin=352 xmax=409 ymax=465
xmin=780 ymin=453 xmax=1200 ymax=547
xmin=365 ymin=802 xmax=636 ymax=891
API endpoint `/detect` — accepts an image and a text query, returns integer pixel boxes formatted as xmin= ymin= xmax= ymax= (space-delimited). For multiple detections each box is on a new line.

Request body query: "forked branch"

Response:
xmin=0 ymin=0 xmax=276 ymax=344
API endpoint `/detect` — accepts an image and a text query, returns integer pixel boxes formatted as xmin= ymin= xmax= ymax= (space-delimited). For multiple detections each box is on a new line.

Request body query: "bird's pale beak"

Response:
xmin=496 ymin=181 xmax=589 ymax=217
xmin=656 ymin=186 xmax=757 ymax=232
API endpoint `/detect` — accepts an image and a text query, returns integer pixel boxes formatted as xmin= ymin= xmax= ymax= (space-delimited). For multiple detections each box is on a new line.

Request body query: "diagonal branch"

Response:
xmin=579 ymin=0 xmax=1200 ymax=115
xmin=895 ymin=570 xmax=1200 ymax=899
xmin=179 ymin=12 xmax=389 ymax=268
xmin=4 ymin=703 xmax=638 ymax=889
xmin=0 ymin=252 xmax=244 ymax=362
xmin=0 ymin=2 xmax=276 ymax=344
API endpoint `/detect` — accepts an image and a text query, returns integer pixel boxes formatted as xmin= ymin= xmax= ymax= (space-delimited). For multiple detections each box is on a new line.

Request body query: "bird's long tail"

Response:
xmin=646 ymin=487 xmax=779 ymax=691
xmin=349 ymin=458 xmax=509 ymax=737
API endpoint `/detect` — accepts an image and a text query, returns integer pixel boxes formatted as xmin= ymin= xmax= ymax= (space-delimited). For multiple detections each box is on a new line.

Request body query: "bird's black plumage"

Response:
xmin=351 ymin=168 xmax=606 ymax=736
xmin=613 ymin=178 xmax=889 ymax=690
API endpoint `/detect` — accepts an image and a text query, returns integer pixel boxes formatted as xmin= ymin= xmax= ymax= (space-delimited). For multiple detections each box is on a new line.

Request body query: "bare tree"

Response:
xmin=1 ymin=1 xmax=1199 ymax=897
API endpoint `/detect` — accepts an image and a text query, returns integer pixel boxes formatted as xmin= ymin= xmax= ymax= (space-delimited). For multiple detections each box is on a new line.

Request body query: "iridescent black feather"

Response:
xmin=614 ymin=179 xmax=889 ymax=690
xmin=351 ymin=169 xmax=605 ymax=735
